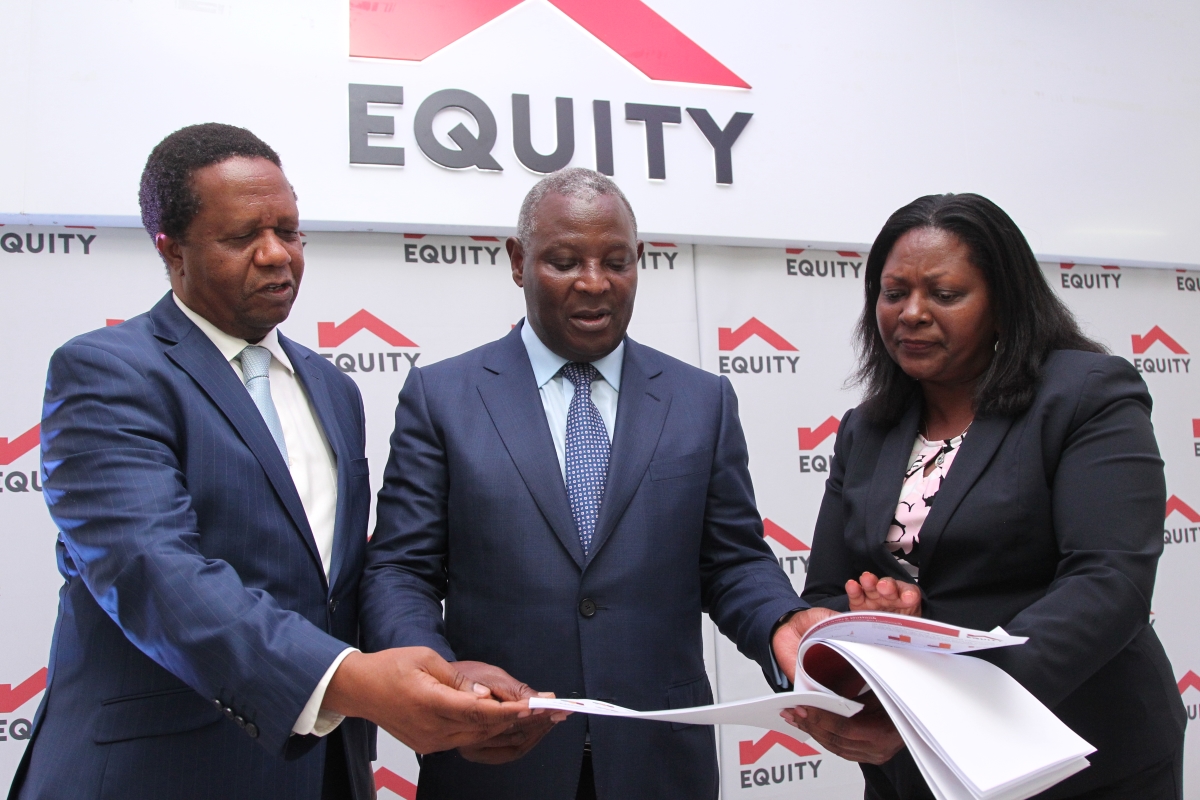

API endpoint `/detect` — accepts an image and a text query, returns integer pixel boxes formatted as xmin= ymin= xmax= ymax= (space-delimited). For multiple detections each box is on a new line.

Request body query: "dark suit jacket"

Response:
xmin=9 ymin=293 xmax=375 ymax=800
xmin=802 ymin=350 xmax=1186 ymax=799
xmin=360 ymin=325 xmax=804 ymax=800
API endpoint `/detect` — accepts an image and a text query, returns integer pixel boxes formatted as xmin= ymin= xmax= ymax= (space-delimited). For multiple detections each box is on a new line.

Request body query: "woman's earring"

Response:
xmin=994 ymin=340 xmax=999 ymax=352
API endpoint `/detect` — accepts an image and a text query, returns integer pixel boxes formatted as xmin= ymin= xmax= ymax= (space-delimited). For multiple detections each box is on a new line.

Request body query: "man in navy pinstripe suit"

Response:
xmin=9 ymin=124 xmax=525 ymax=800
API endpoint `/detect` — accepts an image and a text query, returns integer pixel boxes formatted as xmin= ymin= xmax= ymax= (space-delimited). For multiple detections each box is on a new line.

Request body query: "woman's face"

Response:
xmin=876 ymin=227 xmax=996 ymax=389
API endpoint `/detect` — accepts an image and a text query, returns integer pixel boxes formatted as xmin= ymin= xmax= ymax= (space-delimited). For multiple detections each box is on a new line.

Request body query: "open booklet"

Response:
xmin=530 ymin=612 xmax=1095 ymax=800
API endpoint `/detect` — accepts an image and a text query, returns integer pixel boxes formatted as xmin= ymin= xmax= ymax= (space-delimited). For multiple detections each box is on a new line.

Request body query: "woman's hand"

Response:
xmin=782 ymin=693 xmax=905 ymax=765
xmin=846 ymin=572 xmax=922 ymax=616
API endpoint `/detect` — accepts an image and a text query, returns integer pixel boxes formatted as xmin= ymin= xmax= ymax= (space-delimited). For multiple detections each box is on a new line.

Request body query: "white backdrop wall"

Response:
xmin=2 ymin=229 xmax=1197 ymax=797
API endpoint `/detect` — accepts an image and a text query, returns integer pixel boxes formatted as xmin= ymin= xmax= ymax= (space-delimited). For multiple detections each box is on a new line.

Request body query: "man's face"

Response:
xmin=158 ymin=156 xmax=303 ymax=342
xmin=507 ymin=192 xmax=641 ymax=363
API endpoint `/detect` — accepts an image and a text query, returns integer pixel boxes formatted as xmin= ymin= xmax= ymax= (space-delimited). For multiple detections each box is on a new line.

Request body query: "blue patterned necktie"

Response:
xmin=236 ymin=345 xmax=289 ymax=463
xmin=562 ymin=362 xmax=610 ymax=557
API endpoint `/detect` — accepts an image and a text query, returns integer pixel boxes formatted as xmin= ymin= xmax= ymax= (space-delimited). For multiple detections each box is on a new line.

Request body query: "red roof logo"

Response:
xmin=1178 ymin=670 xmax=1200 ymax=695
xmin=798 ymin=416 xmax=840 ymax=451
xmin=763 ymin=519 xmax=810 ymax=552
xmin=374 ymin=767 xmax=417 ymax=799
xmin=317 ymin=311 xmax=418 ymax=348
xmin=1131 ymin=326 xmax=1187 ymax=355
xmin=1192 ymin=419 xmax=1200 ymax=438
xmin=0 ymin=668 xmax=47 ymax=714
xmin=718 ymin=318 xmax=797 ymax=352
xmin=349 ymin=0 xmax=749 ymax=89
xmin=1166 ymin=495 xmax=1200 ymax=523
xmin=739 ymin=731 xmax=820 ymax=765
xmin=0 ymin=424 xmax=40 ymax=465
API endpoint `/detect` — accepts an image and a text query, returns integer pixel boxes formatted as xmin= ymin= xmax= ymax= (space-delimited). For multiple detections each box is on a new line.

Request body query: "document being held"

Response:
xmin=530 ymin=612 xmax=1094 ymax=800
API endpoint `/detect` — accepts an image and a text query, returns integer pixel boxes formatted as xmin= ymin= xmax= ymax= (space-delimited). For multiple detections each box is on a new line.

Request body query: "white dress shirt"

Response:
xmin=173 ymin=294 xmax=353 ymax=737
xmin=520 ymin=320 xmax=622 ymax=476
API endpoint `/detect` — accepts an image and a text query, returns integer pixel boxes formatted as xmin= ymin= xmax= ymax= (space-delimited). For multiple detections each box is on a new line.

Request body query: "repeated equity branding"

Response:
xmin=763 ymin=519 xmax=810 ymax=577
xmin=716 ymin=319 xmax=800 ymax=375
xmin=736 ymin=731 xmax=823 ymax=790
xmin=640 ymin=242 xmax=681 ymax=270
xmin=785 ymin=249 xmax=864 ymax=280
xmin=0 ymin=227 xmax=97 ymax=256
xmin=318 ymin=311 xmax=421 ymax=375
xmin=374 ymin=767 xmax=417 ymax=799
xmin=1193 ymin=418 xmax=1200 ymax=457
xmin=0 ymin=424 xmax=42 ymax=495
xmin=1176 ymin=270 xmax=1200 ymax=294
xmin=0 ymin=668 xmax=46 ymax=744
xmin=798 ymin=416 xmax=839 ymax=475
xmin=347 ymin=2 xmax=753 ymax=183
xmin=1164 ymin=495 xmax=1200 ymax=546
xmin=1130 ymin=326 xmax=1190 ymax=374
xmin=1057 ymin=263 xmax=1122 ymax=290
xmin=1180 ymin=671 xmax=1200 ymax=727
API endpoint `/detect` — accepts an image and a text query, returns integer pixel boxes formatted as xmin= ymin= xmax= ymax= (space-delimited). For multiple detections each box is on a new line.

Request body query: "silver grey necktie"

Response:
xmin=236 ymin=345 xmax=289 ymax=463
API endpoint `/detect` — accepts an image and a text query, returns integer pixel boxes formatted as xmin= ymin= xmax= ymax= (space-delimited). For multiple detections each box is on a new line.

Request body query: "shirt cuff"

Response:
xmin=292 ymin=647 xmax=356 ymax=737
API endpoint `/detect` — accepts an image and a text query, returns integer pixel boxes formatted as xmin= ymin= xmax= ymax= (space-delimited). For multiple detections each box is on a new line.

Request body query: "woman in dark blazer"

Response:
xmin=791 ymin=194 xmax=1186 ymax=799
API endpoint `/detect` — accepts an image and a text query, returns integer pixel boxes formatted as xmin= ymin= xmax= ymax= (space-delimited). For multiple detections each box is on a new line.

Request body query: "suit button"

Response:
xmin=329 ymin=599 xmax=339 ymax=613
xmin=246 ymin=723 xmax=259 ymax=739
xmin=213 ymin=699 xmax=223 ymax=710
xmin=235 ymin=715 xmax=246 ymax=727
xmin=223 ymin=706 xmax=235 ymax=719
xmin=579 ymin=598 xmax=597 ymax=618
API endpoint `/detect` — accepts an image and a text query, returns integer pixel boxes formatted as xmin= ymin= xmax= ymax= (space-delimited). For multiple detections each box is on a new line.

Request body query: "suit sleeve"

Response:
xmin=974 ymin=358 xmax=1166 ymax=708
xmin=41 ymin=342 xmax=347 ymax=757
xmin=699 ymin=375 xmax=807 ymax=686
xmin=358 ymin=366 xmax=456 ymax=661
xmin=800 ymin=408 xmax=856 ymax=612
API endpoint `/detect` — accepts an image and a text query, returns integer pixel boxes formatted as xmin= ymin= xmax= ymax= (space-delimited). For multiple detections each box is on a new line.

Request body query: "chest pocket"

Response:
xmin=649 ymin=450 xmax=710 ymax=482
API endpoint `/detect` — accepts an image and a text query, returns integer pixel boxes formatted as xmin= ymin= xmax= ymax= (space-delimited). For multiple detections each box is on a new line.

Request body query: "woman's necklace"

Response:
xmin=919 ymin=420 xmax=972 ymax=468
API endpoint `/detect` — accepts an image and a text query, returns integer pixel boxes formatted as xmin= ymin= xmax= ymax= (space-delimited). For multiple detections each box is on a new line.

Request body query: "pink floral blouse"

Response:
xmin=886 ymin=429 xmax=968 ymax=578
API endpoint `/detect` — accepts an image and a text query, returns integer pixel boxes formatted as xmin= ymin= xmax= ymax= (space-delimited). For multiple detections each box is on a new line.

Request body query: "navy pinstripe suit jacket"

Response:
xmin=9 ymin=293 xmax=375 ymax=800
xmin=361 ymin=325 xmax=805 ymax=800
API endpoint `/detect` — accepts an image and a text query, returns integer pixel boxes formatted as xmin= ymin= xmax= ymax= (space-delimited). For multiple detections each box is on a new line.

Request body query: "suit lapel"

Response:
xmin=477 ymin=329 xmax=586 ymax=569
xmin=152 ymin=297 xmax=324 ymax=578
xmin=865 ymin=402 xmax=922 ymax=579
xmin=589 ymin=340 xmax=669 ymax=563
xmin=283 ymin=335 xmax=346 ymax=591
xmin=916 ymin=414 xmax=1014 ymax=571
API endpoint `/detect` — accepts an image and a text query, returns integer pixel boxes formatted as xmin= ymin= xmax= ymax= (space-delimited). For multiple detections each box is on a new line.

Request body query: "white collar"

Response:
xmin=519 ymin=319 xmax=624 ymax=391
xmin=172 ymin=292 xmax=294 ymax=375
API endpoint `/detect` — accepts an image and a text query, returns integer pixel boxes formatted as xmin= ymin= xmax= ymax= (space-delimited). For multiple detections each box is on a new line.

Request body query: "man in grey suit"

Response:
xmin=361 ymin=168 xmax=833 ymax=799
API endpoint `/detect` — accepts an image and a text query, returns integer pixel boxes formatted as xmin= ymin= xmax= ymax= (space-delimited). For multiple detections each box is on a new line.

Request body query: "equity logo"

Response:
xmin=0 ymin=668 xmax=46 ymax=714
xmin=1180 ymin=671 xmax=1200 ymax=727
xmin=1132 ymin=326 xmax=1187 ymax=355
xmin=374 ymin=767 xmax=416 ymax=799
xmin=716 ymin=319 xmax=801 ymax=376
xmin=785 ymin=249 xmax=864 ymax=280
xmin=764 ymin=519 xmax=810 ymax=577
xmin=1193 ymin=419 xmax=1200 ymax=458
xmin=798 ymin=416 xmax=839 ymax=476
xmin=349 ymin=0 xmax=749 ymax=88
xmin=1165 ymin=495 xmax=1200 ymax=546
xmin=719 ymin=319 xmax=796 ymax=352
xmin=0 ymin=425 xmax=39 ymax=465
xmin=1131 ymin=326 xmax=1190 ymax=375
xmin=318 ymin=311 xmax=422 ymax=376
xmin=737 ymin=731 xmax=823 ymax=789
xmin=1057 ymin=262 xmax=1121 ymax=291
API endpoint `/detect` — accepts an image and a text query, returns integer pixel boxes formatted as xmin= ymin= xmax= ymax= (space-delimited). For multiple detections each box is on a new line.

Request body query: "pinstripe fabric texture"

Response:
xmin=10 ymin=293 xmax=375 ymax=800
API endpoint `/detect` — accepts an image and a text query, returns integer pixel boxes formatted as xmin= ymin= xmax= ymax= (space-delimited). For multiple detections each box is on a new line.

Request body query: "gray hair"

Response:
xmin=516 ymin=168 xmax=637 ymax=246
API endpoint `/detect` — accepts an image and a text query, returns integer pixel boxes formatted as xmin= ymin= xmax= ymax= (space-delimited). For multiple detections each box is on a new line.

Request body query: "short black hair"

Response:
xmin=853 ymin=193 xmax=1105 ymax=425
xmin=139 ymin=123 xmax=282 ymax=242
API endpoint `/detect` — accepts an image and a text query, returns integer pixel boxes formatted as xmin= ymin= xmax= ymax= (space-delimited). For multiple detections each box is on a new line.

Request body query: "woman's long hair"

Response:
xmin=853 ymin=193 xmax=1105 ymax=425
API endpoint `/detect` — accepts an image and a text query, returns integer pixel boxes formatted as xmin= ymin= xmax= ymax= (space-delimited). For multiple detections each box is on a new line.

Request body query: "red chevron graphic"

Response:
xmin=106 ymin=318 xmax=124 ymax=326
xmin=349 ymin=0 xmax=749 ymax=88
xmin=739 ymin=731 xmax=820 ymax=765
xmin=317 ymin=311 xmax=418 ymax=348
xmin=1191 ymin=419 xmax=1199 ymax=438
xmin=375 ymin=767 xmax=417 ymax=799
xmin=798 ymin=416 xmax=840 ymax=451
xmin=717 ymin=318 xmax=797 ymax=352
xmin=0 ymin=668 xmax=48 ymax=713
xmin=1131 ymin=326 xmax=1187 ymax=355
xmin=0 ymin=424 xmax=40 ymax=465
xmin=1179 ymin=671 xmax=1200 ymax=694
xmin=764 ymin=519 xmax=809 ymax=552
xmin=1166 ymin=495 xmax=1200 ymax=523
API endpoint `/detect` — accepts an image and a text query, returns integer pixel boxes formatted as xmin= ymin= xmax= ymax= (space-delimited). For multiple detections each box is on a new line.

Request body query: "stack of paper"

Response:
xmin=530 ymin=612 xmax=1095 ymax=800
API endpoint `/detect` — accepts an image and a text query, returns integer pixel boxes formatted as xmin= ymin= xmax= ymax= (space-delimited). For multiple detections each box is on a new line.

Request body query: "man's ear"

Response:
xmin=155 ymin=233 xmax=185 ymax=277
xmin=506 ymin=237 xmax=525 ymax=288
xmin=636 ymin=240 xmax=645 ymax=261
